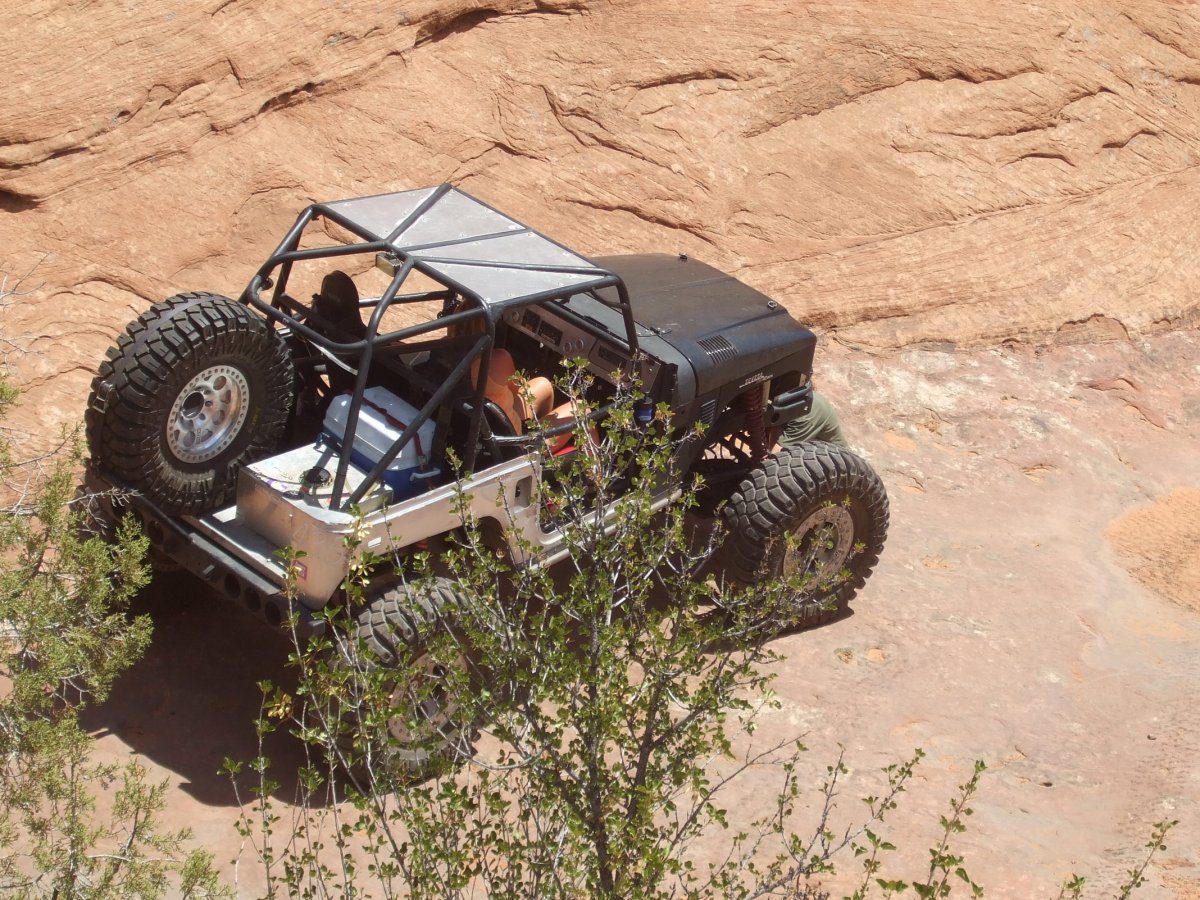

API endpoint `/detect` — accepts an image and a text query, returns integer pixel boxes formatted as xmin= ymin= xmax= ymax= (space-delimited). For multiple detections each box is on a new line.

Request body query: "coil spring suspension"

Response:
xmin=740 ymin=386 xmax=768 ymax=462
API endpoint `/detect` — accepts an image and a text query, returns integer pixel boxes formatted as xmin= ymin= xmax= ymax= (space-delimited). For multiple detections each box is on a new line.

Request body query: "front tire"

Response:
xmin=85 ymin=293 xmax=294 ymax=515
xmin=719 ymin=442 xmax=889 ymax=630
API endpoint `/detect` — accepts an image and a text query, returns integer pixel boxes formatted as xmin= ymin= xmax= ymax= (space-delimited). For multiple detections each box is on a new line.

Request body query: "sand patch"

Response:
xmin=1107 ymin=488 xmax=1200 ymax=612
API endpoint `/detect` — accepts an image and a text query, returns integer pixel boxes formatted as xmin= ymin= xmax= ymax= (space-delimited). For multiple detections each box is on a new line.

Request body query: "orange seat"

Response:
xmin=474 ymin=350 xmax=589 ymax=452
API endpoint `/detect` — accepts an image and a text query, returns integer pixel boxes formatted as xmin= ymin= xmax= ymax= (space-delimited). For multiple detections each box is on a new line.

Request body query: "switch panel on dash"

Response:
xmin=537 ymin=320 xmax=563 ymax=345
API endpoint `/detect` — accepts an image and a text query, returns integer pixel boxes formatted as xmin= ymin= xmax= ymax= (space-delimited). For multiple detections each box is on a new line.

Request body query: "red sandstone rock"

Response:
xmin=2 ymin=2 xmax=1199 ymax=894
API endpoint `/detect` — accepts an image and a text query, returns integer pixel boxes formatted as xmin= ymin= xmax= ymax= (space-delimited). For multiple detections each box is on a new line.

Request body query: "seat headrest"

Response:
xmin=314 ymin=271 xmax=365 ymax=338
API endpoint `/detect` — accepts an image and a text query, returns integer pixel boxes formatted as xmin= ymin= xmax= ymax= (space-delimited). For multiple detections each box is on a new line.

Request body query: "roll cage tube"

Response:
xmin=330 ymin=254 xmax=416 ymax=505
xmin=236 ymin=187 xmax=643 ymax=510
xmin=344 ymin=331 xmax=490 ymax=509
xmin=247 ymin=259 xmax=499 ymax=508
xmin=323 ymin=295 xmax=496 ymax=509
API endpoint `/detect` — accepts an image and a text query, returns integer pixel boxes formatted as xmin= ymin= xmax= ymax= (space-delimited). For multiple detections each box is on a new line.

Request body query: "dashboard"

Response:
xmin=502 ymin=303 xmax=659 ymax=389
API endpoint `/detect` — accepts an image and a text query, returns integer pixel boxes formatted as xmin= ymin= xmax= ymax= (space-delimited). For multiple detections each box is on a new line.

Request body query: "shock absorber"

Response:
xmin=740 ymin=385 xmax=768 ymax=462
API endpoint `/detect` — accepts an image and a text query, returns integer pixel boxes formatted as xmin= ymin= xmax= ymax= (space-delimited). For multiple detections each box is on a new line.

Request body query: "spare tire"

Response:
xmin=719 ymin=441 xmax=889 ymax=630
xmin=86 ymin=292 xmax=294 ymax=515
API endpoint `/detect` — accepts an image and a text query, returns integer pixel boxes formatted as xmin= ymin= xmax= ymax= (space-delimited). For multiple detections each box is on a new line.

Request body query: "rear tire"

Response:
xmin=333 ymin=578 xmax=478 ymax=782
xmin=85 ymin=293 xmax=293 ymax=515
xmin=719 ymin=442 xmax=889 ymax=630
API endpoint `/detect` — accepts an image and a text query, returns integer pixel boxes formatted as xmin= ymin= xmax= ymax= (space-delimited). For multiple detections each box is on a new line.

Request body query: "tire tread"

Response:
xmin=719 ymin=441 xmax=889 ymax=629
xmin=85 ymin=292 xmax=293 ymax=514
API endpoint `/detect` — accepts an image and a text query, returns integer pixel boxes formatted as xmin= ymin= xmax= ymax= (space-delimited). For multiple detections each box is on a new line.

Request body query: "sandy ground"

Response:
xmin=81 ymin=330 xmax=1200 ymax=898
xmin=1110 ymin=488 xmax=1200 ymax=615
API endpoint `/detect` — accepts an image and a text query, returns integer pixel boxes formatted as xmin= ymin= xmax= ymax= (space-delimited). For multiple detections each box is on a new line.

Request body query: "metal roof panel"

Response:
xmin=322 ymin=185 xmax=615 ymax=308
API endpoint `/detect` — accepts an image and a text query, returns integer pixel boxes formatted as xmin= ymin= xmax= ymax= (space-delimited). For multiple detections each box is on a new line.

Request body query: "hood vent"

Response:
xmin=697 ymin=335 xmax=738 ymax=365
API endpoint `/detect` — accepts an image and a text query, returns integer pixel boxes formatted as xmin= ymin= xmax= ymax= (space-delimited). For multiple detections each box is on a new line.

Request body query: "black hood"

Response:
xmin=592 ymin=254 xmax=816 ymax=399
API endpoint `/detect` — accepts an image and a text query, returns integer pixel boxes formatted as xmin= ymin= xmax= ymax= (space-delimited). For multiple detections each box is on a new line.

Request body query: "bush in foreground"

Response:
xmin=0 ymin=268 xmax=223 ymax=898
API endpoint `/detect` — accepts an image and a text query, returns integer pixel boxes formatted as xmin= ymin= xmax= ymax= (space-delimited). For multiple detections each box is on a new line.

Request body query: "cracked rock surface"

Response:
xmin=2 ymin=0 xmax=1199 ymax=446
xmin=2 ymin=1 xmax=1199 ymax=895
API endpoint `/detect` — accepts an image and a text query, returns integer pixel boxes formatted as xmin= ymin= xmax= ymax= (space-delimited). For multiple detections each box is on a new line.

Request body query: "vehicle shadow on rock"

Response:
xmin=79 ymin=570 xmax=320 ymax=808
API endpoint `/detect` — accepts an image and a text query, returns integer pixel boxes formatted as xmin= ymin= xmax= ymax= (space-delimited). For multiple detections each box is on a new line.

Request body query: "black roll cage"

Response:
xmin=239 ymin=184 xmax=640 ymax=510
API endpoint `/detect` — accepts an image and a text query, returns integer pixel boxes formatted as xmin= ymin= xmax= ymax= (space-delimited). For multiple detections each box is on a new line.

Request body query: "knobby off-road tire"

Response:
xmin=335 ymin=578 xmax=478 ymax=782
xmin=85 ymin=293 xmax=294 ymax=515
xmin=720 ymin=441 xmax=889 ymax=630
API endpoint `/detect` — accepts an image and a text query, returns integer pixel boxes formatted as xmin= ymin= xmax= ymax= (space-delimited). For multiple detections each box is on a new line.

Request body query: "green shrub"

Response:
xmin=232 ymin=375 xmax=922 ymax=898
xmin=0 ymin=274 xmax=224 ymax=898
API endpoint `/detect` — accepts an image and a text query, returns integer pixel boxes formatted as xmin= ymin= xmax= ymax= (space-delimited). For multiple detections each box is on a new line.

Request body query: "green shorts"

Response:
xmin=779 ymin=390 xmax=848 ymax=449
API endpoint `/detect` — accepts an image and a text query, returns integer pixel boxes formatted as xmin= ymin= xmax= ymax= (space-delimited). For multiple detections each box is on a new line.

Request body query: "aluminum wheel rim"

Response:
xmin=166 ymin=364 xmax=250 ymax=463
xmin=783 ymin=504 xmax=855 ymax=586
xmin=387 ymin=652 xmax=461 ymax=746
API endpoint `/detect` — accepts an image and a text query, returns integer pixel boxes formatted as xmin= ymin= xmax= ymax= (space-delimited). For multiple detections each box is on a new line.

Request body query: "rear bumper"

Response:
xmin=81 ymin=466 xmax=326 ymax=638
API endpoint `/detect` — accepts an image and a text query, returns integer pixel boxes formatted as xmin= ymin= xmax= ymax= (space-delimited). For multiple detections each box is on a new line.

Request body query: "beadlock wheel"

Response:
xmin=85 ymin=292 xmax=294 ymax=515
xmin=385 ymin=651 xmax=463 ymax=748
xmin=331 ymin=578 xmax=480 ymax=783
xmin=719 ymin=441 xmax=889 ymax=630
xmin=784 ymin=503 xmax=857 ymax=581
xmin=166 ymin=364 xmax=251 ymax=464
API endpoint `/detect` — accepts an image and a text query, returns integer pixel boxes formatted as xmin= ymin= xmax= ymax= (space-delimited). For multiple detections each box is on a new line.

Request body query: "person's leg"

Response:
xmin=779 ymin=390 xmax=849 ymax=448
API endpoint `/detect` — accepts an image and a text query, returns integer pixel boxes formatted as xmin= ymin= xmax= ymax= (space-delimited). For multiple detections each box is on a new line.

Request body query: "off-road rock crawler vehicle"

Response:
xmin=84 ymin=184 xmax=888 ymax=769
